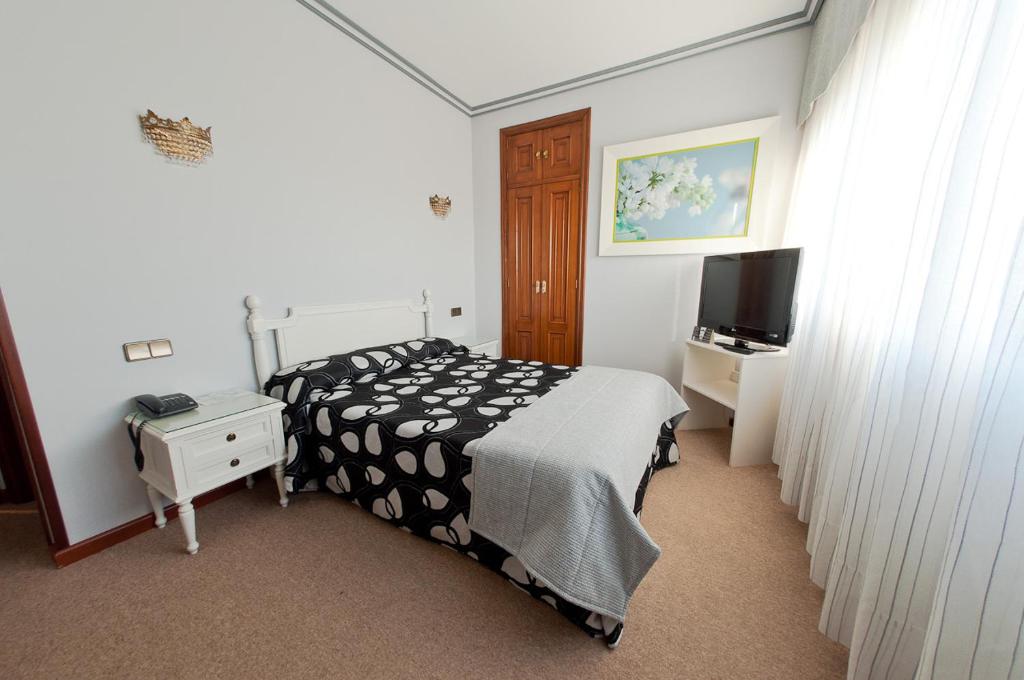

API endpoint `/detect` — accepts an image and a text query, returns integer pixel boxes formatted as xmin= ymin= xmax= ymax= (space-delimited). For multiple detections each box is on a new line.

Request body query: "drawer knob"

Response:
xmin=226 ymin=432 xmax=237 ymax=442
xmin=230 ymin=458 xmax=240 ymax=467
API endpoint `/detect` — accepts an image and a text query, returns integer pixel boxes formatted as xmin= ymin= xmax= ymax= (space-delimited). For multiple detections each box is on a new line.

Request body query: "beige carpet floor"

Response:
xmin=0 ymin=430 xmax=847 ymax=679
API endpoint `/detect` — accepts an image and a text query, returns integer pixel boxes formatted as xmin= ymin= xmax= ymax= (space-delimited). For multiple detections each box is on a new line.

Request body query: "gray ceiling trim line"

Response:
xmin=469 ymin=2 xmax=823 ymax=115
xmin=811 ymin=0 xmax=829 ymax=22
xmin=296 ymin=0 xmax=827 ymax=118
xmin=472 ymin=23 xmax=813 ymax=117
xmin=294 ymin=0 xmax=472 ymax=114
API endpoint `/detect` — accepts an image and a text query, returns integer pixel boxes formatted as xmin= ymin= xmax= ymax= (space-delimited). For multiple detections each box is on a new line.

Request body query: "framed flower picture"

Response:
xmin=598 ymin=116 xmax=779 ymax=256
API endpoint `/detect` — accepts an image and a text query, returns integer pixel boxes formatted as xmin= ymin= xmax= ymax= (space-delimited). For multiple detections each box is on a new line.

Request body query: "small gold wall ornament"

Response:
xmin=139 ymin=109 xmax=213 ymax=164
xmin=429 ymin=195 xmax=452 ymax=218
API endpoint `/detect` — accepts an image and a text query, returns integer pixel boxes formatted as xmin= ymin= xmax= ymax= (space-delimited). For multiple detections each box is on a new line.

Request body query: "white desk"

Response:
xmin=680 ymin=339 xmax=789 ymax=466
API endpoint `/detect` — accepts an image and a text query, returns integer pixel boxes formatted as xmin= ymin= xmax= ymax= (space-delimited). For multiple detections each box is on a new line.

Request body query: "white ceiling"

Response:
xmin=298 ymin=0 xmax=823 ymax=115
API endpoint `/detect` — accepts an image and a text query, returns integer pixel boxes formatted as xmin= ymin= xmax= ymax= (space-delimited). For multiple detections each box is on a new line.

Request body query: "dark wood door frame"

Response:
xmin=0 ymin=287 xmax=69 ymax=550
xmin=499 ymin=108 xmax=590 ymax=364
xmin=0 ymin=382 xmax=34 ymax=504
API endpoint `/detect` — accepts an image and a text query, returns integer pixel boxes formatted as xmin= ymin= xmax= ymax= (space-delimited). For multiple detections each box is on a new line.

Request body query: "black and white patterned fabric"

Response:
xmin=265 ymin=338 xmax=461 ymax=491
xmin=265 ymin=339 xmax=679 ymax=644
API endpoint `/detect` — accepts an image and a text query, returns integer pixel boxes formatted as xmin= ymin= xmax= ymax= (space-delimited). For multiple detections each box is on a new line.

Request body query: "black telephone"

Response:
xmin=134 ymin=393 xmax=198 ymax=417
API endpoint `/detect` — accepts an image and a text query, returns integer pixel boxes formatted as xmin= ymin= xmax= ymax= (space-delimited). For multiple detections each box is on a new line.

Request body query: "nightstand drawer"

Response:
xmin=183 ymin=417 xmax=273 ymax=461
xmin=178 ymin=415 xmax=276 ymax=490
xmin=185 ymin=439 xmax=277 ymax=491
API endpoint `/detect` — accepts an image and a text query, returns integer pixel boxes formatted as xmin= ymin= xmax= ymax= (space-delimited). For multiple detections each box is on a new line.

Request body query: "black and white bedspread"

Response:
xmin=265 ymin=338 xmax=679 ymax=645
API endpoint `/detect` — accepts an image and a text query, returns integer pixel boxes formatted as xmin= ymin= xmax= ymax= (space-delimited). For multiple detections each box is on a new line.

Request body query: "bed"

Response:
xmin=245 ymin=290 xmax=687 ymax=646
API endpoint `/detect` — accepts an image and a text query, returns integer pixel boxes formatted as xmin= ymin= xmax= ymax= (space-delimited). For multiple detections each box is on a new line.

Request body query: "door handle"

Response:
xmin=542 ymin=149 xmax=549 ymax=159
xmin=535 ymin=150 xmax=541 ymax=159
xmin=541 ymin=280 xmax=547 ymax=294
xmin=535 ymin=280 xmax=541 ymax=293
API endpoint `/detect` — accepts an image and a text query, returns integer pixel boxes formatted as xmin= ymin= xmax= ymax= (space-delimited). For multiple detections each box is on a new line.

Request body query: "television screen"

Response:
xmin=698 ymin=248 xmax=801 ymax=347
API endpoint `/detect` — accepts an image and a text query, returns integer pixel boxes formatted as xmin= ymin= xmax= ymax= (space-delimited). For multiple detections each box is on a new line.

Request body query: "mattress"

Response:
xmin=265 ymin=338 xmax=679 ymax=644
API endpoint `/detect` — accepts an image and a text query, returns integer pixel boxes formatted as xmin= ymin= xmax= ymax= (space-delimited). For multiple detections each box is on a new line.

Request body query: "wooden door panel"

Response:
xmin=539 ymin=180 xmax=582 ymax=365
xmin=505 ymin=130 xmax=543 ymax=187
xmin=546 ymin=187 xmax=573 ymax=327
xmin=502 ymin=186 xmax=542 ymax=360
xmin=544 ymin=333 xmax=571 ymax=367
xmin=542 ymin=122 xmax=583 ymax=180
xmin=511 ymin=191 xmax=536 ymax=327
xmin=515 ymin=332 xmax=537 ymax=361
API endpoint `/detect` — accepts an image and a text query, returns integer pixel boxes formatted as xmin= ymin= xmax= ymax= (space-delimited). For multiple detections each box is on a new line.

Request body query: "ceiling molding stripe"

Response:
xmin=471 ymin=23 xmax=813 ymax=117
xmin=811 ymin=0 xmax=829 ymax=22
xmin=467 ymin=5 xmax=820 ymax=115
xmin=294 ymin=0 xmax=472 ymax=114
xmin=296 ymin=0 xmax=827 ymax=118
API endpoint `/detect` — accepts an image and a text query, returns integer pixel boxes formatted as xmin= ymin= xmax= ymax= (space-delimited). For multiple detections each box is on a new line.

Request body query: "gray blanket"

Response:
xmin=466 ymin=365 xmax=687 ymax=623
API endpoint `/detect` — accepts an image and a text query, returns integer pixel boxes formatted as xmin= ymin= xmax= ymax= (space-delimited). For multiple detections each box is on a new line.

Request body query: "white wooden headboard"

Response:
xmin=244 ymin=290 xmax=434 ymax=387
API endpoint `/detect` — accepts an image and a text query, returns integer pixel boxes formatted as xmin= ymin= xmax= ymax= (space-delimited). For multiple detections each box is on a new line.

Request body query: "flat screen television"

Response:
xmin=697 ymin=248 xmax=802 ymax=349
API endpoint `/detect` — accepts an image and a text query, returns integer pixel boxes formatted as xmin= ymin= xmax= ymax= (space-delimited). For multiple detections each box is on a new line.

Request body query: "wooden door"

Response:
xmin=500 ymin=109 xmax=590 ymax=366
xmin=541 ymin=122 xmax=584 ymax=181
xmin=538 ymin=180 xmax=582 ymax=365
xmin=504 ymin=130 xmax=543 ymax=188
xmin=502 ymin=185 xmax=543 ymax=359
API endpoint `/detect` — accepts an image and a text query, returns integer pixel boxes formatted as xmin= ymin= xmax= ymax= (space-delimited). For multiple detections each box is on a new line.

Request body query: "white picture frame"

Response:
xmin=598 ymin=116 xmax=779 ymax=256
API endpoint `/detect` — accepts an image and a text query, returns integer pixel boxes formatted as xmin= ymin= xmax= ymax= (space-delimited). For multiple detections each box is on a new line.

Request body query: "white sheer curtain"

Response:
xmin=773 ymin=0 xmax=1024 ymax=677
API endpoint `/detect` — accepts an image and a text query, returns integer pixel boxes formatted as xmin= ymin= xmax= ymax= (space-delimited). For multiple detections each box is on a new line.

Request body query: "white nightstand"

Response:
xmin=455 ymin=336 xmax=500 ymax=358
xmin=124 ymin=390 xmax=287 ymax=554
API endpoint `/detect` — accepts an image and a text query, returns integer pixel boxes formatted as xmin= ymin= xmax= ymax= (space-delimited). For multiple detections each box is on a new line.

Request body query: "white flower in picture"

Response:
xmin=614 ymin=154 xmax=717 ymax=240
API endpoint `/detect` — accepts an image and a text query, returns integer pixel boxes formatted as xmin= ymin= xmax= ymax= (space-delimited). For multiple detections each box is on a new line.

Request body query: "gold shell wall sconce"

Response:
xmin=429 ymin=195 xmax=452 ymax=218
xmin=139 ymin=109 xmax=213 ymax=164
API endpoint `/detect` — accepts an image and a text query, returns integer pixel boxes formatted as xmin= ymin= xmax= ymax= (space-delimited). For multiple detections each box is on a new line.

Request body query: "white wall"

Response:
xmin=471 ymin=29 xmax=811 ymax=384
xmin=0 ymin=8 xmax=809 ymax=545
xmin=0 ymin=0 xmax=476 ymax=543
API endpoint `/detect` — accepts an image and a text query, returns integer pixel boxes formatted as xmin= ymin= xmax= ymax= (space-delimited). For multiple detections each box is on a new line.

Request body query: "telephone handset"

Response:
xmin=134 ymin=393 xmax=198 ymax=417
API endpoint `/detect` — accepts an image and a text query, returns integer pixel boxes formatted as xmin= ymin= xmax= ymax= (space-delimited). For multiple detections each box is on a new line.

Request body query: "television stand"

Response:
xmin=681 ymin=339 xmax=790 ymax=466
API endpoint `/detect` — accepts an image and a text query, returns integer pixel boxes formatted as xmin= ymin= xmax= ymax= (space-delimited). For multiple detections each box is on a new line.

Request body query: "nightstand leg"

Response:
xmin=245 ymin=474 xmax=255 ymax=489
xmin=177 ymin=499 xmax=199 ymax=554
xmin=146 ymin=484 xmax=167 ymax=529
xmin=272 ymin=462 xmax=288 ymax=507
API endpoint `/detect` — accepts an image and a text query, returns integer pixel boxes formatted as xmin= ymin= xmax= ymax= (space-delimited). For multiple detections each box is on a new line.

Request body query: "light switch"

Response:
xmin=123 ymin=338 xmax=174 ymax=362
xmin=149 ymin=339 xmax=173 ymax=357
xmin=123 ymin=341 xmax=151 ymax=362
xmin=450 ymin=307 xmax=462 ymax=317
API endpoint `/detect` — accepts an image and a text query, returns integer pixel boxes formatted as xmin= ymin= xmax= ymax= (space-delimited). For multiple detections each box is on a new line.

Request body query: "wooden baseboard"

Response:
xmin=51 ymin=478 xmax=248 ymax=568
